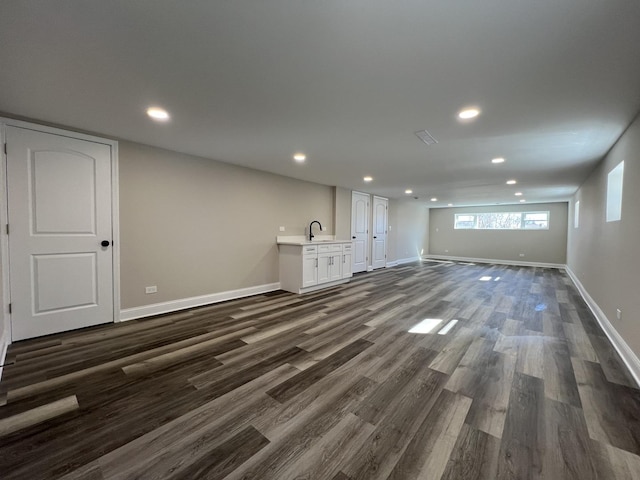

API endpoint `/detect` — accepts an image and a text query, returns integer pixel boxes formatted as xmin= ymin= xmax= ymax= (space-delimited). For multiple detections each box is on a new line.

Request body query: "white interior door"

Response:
xmin=372 ymin=196 xmax=388 ymax=270
xmin=351 ymin=191 xmax=369 ymax=273
xmin=6 ymin=126 xmax=114 ymax=341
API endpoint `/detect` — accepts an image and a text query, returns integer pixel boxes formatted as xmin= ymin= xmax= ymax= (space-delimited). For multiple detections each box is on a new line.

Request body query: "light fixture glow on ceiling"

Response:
xmin=520 ymin=199 xmax=527 ymax=202
xmin=492 ymin=157 xmax=505 ymax=164
xmin=405 ymin=189 xmax=413 ymax=194
xmin=515 ymin=192 xmax=523 ymax=196
xmin=458 ymin=107 xmax=480 ymax=120
xmin=293 ymin=153 xmax=306 ymax=162
xmin=506 ymin=180 xmax=517 ymax=185
xmin=146 ymin=107 xmax=170 ymax=121
xmin=430 ymin=197 xmax=438 ymax=202
xmin=448 ymin=203 xmax=453 ymax=207
xmin=363 ymin=176 xmax=373 ymax=182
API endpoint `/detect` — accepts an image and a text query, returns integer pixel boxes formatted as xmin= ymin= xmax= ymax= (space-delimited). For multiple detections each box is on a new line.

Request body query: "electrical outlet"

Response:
xmin=279 ymin=226 xmax=285 ymax=232
xmin=617 ymin=308 xmax=622 ymax=321
xmin=321 ymin=226 xmax=327 ymax=231
xmin=519 ymin=253 xmax=525 ymax=257
xmin=445 ymin=249 xmax=449 ymax=253
xmin=145 ymin=286 xmax=157 ymax=294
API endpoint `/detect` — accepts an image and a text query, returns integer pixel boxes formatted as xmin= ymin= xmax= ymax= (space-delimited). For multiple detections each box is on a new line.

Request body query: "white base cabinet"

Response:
xmin=279 ymin=241 xmax=353 ymax=294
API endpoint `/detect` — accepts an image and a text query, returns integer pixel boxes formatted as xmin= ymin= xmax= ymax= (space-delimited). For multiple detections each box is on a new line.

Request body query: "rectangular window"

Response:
xmin=574 ymin=200 xmax=580 ymax=228
xmin=606 ymin=161 xmax=624 ymax=222
xmin=454 ymin=211 xmax=550 ymax=230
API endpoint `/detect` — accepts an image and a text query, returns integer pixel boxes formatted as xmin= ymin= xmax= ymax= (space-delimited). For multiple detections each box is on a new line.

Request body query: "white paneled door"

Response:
xmin=371 ymin=196 xmax=388 ymax=270
xmin=351 ymin=191 xmax=369 ymax=273
xmin=6 ymin=126 xmax=115 ymax=341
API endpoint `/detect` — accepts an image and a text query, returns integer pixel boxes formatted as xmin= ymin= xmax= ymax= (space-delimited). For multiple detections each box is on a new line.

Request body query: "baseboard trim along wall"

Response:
xmin=565 ymin=267 xmax=640 ymax=388
xmin=394 ymin=256 xmax=421 ymax=266
xmin=119 ymin=282 xmax=281 ymax=322
xmin=425 ymin=254 xmax=565 ymax=269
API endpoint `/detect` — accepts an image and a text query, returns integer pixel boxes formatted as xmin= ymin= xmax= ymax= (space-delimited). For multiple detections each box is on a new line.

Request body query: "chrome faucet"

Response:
xmin=309 ymin=220 xmax=322 ymax=241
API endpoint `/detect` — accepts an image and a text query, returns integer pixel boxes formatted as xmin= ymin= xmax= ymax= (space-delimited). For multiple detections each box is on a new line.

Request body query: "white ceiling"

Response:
xmin=1 ymin=1 xmax=640 ymax=207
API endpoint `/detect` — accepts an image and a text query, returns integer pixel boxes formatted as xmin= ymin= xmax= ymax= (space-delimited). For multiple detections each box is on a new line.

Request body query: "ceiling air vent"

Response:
xmin=414 ymin=129 xmax=438 ymax=146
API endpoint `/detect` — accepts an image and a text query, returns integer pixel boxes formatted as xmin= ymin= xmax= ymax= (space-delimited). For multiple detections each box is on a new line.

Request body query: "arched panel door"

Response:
xmin=7 ymin=126 xmax=114 ymax=340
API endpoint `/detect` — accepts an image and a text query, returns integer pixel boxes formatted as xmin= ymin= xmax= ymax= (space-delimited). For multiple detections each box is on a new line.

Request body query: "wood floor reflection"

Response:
xmin=1 ymin=261 xmax=640 ymax=479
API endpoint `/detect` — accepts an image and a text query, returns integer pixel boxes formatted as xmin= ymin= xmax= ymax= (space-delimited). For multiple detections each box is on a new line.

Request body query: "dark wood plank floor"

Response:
xmin=1 ymin=261 xmax=640 ymax=479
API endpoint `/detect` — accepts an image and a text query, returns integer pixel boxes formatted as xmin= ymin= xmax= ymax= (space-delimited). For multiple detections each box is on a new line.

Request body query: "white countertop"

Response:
xmin=276 ymin=235 xmax=353 ymax=246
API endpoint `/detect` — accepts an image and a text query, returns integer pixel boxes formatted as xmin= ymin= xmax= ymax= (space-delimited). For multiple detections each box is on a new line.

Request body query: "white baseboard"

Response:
xmin=395 ymin=256 xmax=421 ymax=266
xmin=0 ymin=328 xmax=9 ymax=381
xmin=565 ymin=267 xmax=640 ymax=388
xmin=119 ymin=282 xmax=281 ymax=322
xmin=425 ymin=254 xmax=565 ymax=269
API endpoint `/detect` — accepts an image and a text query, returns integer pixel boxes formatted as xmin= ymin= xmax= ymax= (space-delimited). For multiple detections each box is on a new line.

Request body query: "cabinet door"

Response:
xmin=302 ymin=255 xmax=318 ymax=287
xmin=330 ymin=253 xmax=343 ymax=281
xmin=342 ymin=252 xmax=353 ymax=278
xmin=317 ymin=254 xmax=331 ymax=284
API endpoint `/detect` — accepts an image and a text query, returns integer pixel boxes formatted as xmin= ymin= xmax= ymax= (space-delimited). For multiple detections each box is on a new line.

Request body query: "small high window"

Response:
xmin=606 ymin=161 xmax=624 ymax=222
xmin=454 ymin=211 xmax=550 ymax=230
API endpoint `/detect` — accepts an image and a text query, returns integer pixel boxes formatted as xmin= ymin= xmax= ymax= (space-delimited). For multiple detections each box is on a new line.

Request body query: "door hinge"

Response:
xmin=5 ymin=224 xmax=8 ymax=235
xmin=3 ymin=143 xmax=6 ymax=155
xmin=8 ymin=303 xmax=11 ymax=314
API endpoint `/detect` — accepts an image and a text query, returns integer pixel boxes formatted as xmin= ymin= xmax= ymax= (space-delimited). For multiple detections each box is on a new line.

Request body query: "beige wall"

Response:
xmin=567 ymin=114 xmax=640 ymax=357
xmin=119 ymin=141 xmax=334 ymax=309
xmin=333 ymin=186 xmax=352 ymax=240
xmin=393 ymin=200 xmax=429 ymax=261
xmin=429 ymin=202 xmax=568 ymax=264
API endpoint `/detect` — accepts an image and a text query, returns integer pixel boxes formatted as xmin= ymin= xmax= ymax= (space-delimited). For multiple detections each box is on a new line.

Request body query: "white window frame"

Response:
xmin=606 ymin=161 xmax=624 ymax=222
xmin=454 ymin=211 xmax=550 ymax=230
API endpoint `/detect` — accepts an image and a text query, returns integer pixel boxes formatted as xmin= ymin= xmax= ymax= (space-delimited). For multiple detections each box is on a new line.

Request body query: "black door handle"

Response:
xmin=352 ymin=236 xmax=356 ymax=239
xmin=101 ymin=240 xmax=111 ymax=247
xmin=374 ymin=236 xmax=377 ymax=239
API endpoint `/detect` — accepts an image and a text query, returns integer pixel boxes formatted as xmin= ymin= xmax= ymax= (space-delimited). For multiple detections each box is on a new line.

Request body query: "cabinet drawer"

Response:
xmin=303 ymin=245 xmax=318 ymax=255
xmin=342 ymin=243 xmax=352 ymax=252
xmin=318 ymin=244 xmax=342 ymax=253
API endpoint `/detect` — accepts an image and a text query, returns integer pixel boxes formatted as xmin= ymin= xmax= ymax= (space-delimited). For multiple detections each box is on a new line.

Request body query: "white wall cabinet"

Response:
xmin=278 ymin=241 xmax=353 ymax=294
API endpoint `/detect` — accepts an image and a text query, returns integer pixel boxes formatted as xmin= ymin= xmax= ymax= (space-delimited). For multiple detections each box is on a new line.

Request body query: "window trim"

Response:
xmin=454 ymin=211 xmax=550 ymax=230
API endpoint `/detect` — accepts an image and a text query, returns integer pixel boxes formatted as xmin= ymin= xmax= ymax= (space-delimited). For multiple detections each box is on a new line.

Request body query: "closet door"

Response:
xmin=371 ymin=196 xmax=388 ymax=270
xmin=351 ymin=191 xmax=369 ymax=273
xmin=6 ymin=125 xmax=115 ymax=340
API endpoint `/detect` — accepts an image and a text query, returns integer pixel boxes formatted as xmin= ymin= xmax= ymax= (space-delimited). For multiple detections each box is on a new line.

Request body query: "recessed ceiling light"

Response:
xmin=293 ymin=153 xmax=306 ymax=162
xmin=492 ymin=157 xmax=505 ymax=164
xmin=506 ymin=180 xmax=517 ymax=185
xmin=363 ymin=176 xmax=373 ymax=182
xmin=520 ymin=199 xmax=527 ymax=202
xmin=405 ymin=189 xmax=413 ymax=194
xmin=430 ymin=197 xmax=438 ymax=202
xmin=458 ymin=107 xmax=480 ymax=120
xmin=515 ymin=192 xmax=523 ymax=196
xmin=146 ymin=107 xmax=170 ymax=121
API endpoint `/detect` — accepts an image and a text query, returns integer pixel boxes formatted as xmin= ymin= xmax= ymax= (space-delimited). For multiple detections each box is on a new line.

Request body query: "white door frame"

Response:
xmin=0 ymin=118 xmax=120 ymax=344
